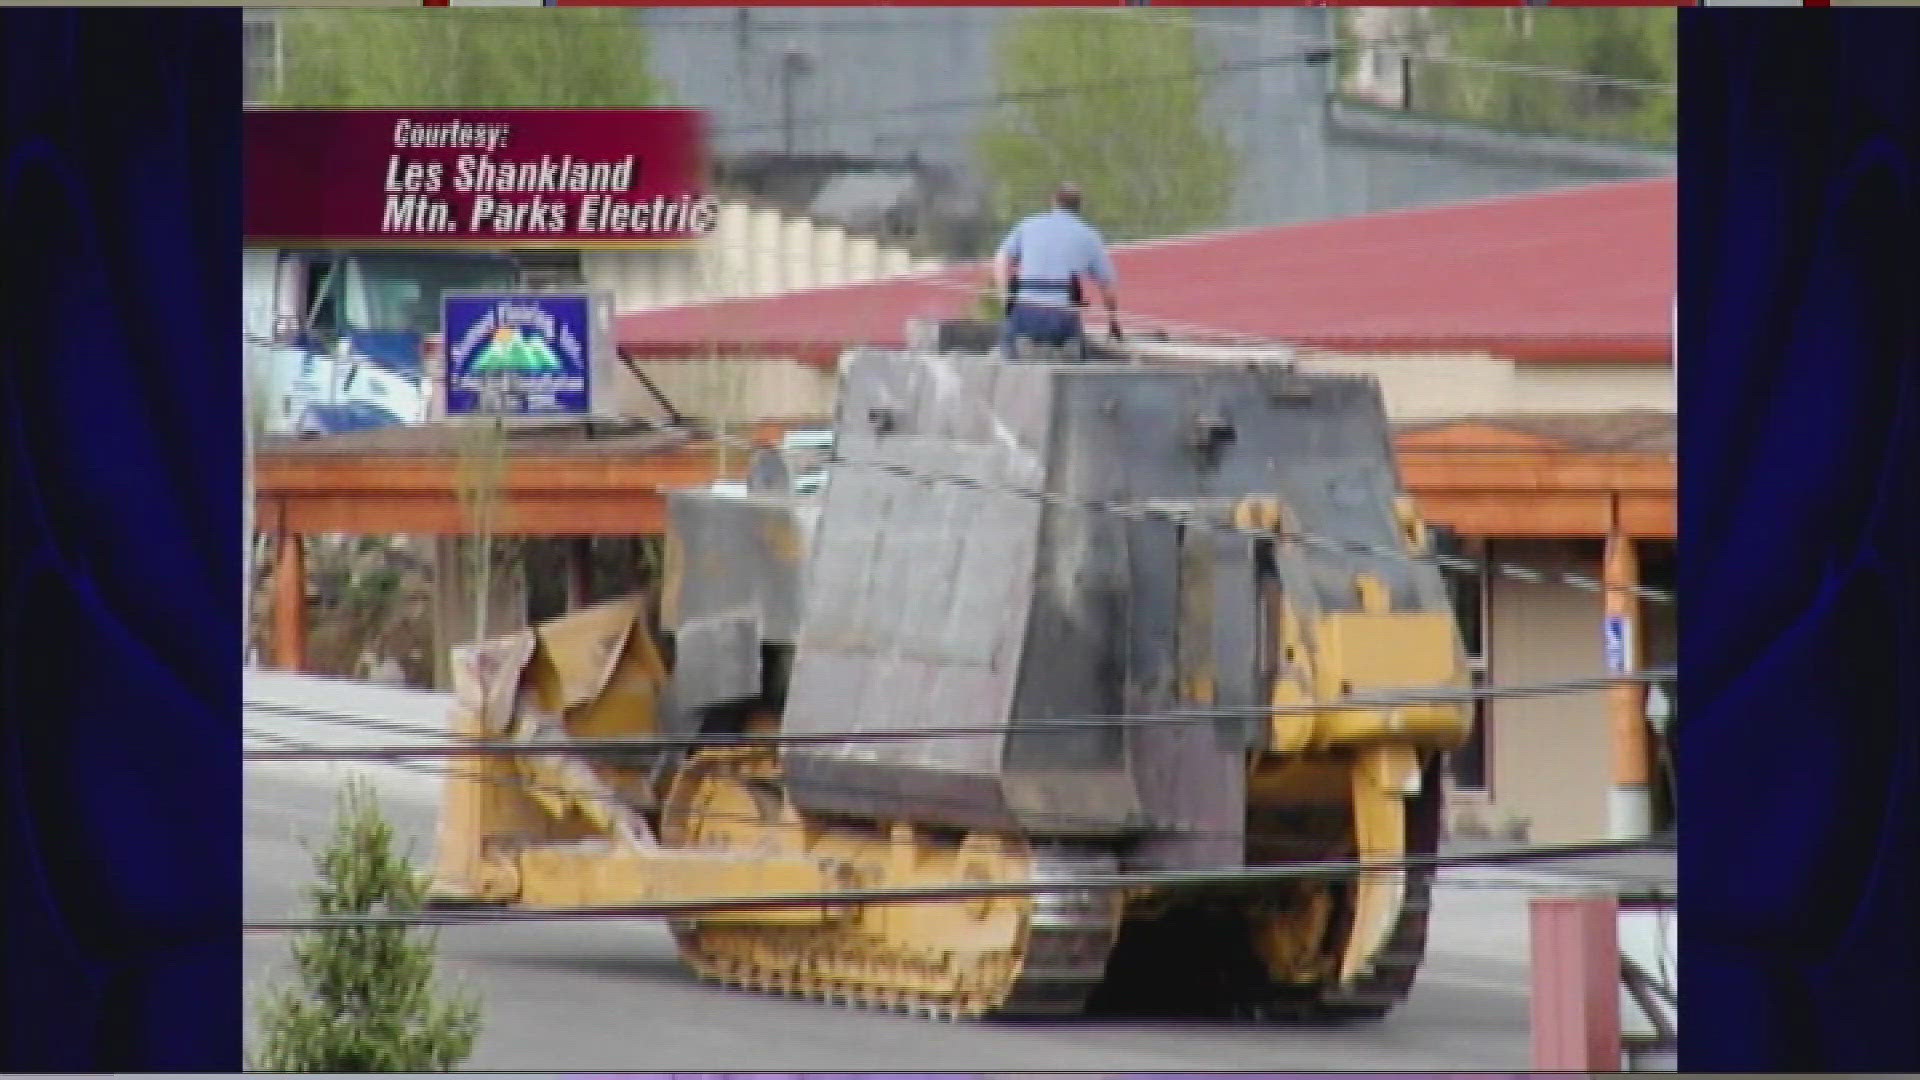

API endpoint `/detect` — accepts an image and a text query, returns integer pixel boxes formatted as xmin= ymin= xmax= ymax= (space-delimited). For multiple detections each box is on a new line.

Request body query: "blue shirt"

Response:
xmin=997 ymin=208 xmax=1117 ymax=308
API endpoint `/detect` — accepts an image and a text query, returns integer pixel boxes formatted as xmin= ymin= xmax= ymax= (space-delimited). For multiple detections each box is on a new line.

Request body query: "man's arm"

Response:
xmin=1086 ymin=236 xmax=1121 ymax=329
xmin=992 ymin=223 xmax=1024 ymax=296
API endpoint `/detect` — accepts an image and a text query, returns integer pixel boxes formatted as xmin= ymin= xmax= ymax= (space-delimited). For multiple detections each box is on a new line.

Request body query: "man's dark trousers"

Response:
xmin=1000 ymin=303 xmax=1084 ymax=358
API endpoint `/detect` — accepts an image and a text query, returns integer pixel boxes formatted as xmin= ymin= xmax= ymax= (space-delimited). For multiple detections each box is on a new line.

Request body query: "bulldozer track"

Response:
xmin=658 ymin=747 xmax=1438 ymax=1023
xmin=661 ymin=748 xmax=1122 ymax=1020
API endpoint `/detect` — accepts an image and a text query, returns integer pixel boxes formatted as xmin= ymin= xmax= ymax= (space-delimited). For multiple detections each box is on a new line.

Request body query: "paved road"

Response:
xmin=243 ymin=672 xmax=1670 ymax=1070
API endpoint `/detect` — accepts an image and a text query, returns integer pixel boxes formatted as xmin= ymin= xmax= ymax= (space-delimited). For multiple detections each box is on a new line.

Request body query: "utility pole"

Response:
xmin=780 ymin=47 xmax=812 ymax=156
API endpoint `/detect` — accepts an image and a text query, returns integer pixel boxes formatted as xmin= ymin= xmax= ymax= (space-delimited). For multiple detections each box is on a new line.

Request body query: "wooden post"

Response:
xmin=1605 ymin=522 xmax=1650 ymax=839
xmin=565 ymin=537 xmax=594 ymax=611
xmin=271 ymin=532 xmax=306 ymax=672
xmin=1531 ymin=894 xmax=1621 ymax=1071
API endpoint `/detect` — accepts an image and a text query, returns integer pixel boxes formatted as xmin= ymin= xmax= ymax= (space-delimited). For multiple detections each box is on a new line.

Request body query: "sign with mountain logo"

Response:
xmin=443 ymin=292 xmax=593 ymax=417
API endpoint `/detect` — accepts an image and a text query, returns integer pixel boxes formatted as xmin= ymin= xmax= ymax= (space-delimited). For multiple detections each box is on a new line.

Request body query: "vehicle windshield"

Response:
xmin=340 ymin=253 xmax=519 ymax=334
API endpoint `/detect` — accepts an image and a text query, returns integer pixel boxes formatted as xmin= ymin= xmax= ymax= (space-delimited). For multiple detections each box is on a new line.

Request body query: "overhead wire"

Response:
xmin=264 ymin=18 xmax=1670 ymax=138
xmin=248 ymin=721 xmax=1481 ymax=848
xmin=245 ymin=734 xmax=1677 ymax=893
xmin=247 ymin=722 xmax=1212 ymax=840
xmin=677 ymin=419 xmax=1675 ymax=605
xmin=245 ymin=663 xmax=1671 ymax=849
xmin=246 ymin=708 xmax=1675 ymax=924
xmin=242 ymin=667 xmax=1671 ymax=760
xmin=822 ymin=453 xmax=1676 ymax=605
xmin=628 ymin=10 xmax=1674 ymax=93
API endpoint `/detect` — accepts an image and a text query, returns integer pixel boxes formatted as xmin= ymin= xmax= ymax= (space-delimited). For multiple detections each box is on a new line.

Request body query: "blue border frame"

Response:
xmin=1679 ymin=9 xmax=1920 ymax=1070
xmin=2 ymin=9 xmax=241 ymax=1069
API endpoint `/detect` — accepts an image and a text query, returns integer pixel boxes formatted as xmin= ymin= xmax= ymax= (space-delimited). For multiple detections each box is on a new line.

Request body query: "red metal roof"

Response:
xmin=615 ymin=177 xmax=1674 ymax=367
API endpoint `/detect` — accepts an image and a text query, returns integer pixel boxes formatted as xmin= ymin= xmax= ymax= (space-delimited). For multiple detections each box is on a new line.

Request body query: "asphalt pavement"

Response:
xmin=243 ymin=671 xmax=1671 ymax=1070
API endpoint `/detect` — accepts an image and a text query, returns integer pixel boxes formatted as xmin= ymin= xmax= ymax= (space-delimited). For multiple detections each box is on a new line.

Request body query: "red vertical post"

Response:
xmin=1530 ymin=894 xmax=1621 ymax=1071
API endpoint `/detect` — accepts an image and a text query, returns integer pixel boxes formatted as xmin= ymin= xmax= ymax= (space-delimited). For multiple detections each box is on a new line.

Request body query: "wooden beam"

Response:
xmin=257 ymin=451 xmax=739 ymax=497
xmin=268 ymin=493 xmax=669 ymax=536
xmin=1414 ymin=493 xmax=1611 ymax=536
xmin=1398 ymin=452 xmax=1674 ymax=494
xmin=1616 ymin=493 xmax=1677 ymax=538
xmin=253 ymin=439 xmax=1674 ymax=540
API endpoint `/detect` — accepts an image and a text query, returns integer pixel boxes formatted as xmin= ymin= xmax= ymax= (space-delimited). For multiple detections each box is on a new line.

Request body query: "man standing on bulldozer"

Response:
xmin=991 ymin=182 xmax=1122 ymax=359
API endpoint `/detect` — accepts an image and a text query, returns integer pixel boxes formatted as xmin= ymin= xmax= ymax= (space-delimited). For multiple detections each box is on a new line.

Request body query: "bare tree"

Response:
xmin=453 ymin=395 xmax=511 ymax=643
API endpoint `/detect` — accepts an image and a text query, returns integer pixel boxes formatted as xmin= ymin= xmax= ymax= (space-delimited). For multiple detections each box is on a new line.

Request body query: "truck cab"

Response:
xmin=245 ymin=248 xmax=521 ymax=435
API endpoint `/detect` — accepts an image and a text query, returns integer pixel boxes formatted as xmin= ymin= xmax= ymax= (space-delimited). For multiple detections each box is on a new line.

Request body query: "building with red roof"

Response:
xmin=613 ymin=176 xmax=1673 ymax=368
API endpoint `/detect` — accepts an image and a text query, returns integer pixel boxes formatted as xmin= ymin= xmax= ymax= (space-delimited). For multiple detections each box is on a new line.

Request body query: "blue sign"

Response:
xmin=443 ymin=293 xmax=592 ymax=417
xmin=1603 ymin=613 xmax=1633 ymax=674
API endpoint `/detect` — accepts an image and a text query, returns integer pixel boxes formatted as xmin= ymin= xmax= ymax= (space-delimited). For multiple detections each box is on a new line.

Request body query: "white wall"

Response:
xmin=588 ymin=202 xmax=941 ymax=424
xmin=623 ymin=348 xmax=1676 ymax=429
xmin=1296 ymin=352 xmax=1676 ymax=420
xmin=583 ymin=202 xmax=939 ymax=315
xmin=617 ymin=358 xmax=840 ymax=425
xmin=1481 ymin=542 xmax=1612 ymax=845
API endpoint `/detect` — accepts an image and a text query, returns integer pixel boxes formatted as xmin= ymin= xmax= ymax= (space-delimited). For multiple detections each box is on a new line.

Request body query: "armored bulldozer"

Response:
xmin=427 ymin=344 xmax=1472 ymax=1021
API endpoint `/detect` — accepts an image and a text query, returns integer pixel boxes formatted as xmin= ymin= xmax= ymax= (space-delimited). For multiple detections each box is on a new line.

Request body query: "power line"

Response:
xmin=828 ymin=454 xmax=1677 ymax=605
xmin=242 ymin=667 xmax=1670 ymax=761
xmin=248 ymin=730 xmax=1679 ymax=878
xmin=246 ymin=702 xmax=1677 ymax=882
xmin=259 ymin=11 xmax=1674 ymax=142
xmin=628 ymin=10 xmax=1671 ymax=93
xmin=247 ymin=703 xmax=453 ymax=742
xmin=246 ymin=662 xmax=1670 ymax=839
xmin=670 ymin=423 xmax=1673 ymax=605
xmin=252 ymin=721 xmax=1564 ymax=845
xmin=247 ymin=723 xmax=1221 ymax=840
xmin=1415 ymin=52 xmax=1675 ymax=94
xmin=242 ymin=833 xmax=1672 ymax=932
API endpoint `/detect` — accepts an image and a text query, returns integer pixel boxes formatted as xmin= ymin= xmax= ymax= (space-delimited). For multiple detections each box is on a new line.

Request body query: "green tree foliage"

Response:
xmin=1416 ymin=9 xmax=1676 ymax=147
xmin=253 ymin=780 xmax=481 ymax=1071
xmin=271 ymin=9 xmax=662 ymax=109
xmin=978 ymin=11 xmax=1237 ymax=243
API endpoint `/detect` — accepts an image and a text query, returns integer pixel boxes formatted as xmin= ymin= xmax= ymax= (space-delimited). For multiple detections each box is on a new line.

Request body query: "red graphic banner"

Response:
xmin=246 ymin=109 xmax=712 ymax=248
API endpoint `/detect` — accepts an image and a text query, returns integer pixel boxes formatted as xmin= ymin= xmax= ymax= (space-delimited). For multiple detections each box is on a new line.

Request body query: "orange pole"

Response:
xmin=271 ymin=532 xmax=307 ymax=673
xmin=1605 ymin=523 xmax=1650 ymax=839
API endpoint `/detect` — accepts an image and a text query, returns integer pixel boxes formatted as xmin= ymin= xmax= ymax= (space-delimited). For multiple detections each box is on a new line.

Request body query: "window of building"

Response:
xmin=303 ymin=257 xmax=339 ymax=339
xmin=243 ymin=14 xmax=282 ymax=106
xmin=1437 ymin=531 xmax=1492 ymax=791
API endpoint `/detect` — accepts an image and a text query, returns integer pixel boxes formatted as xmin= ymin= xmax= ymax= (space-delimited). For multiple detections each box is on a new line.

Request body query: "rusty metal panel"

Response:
xmin=999 ymin=364 xmax=1132 ymax=779
xmin=1127 ymin=525 xmax=1249 ymax=871
xmin=1207 ymin=530 xmax=1266 ymax=753
xmin=1120 ymin=514 xmax=1181 ymax=717
xmin=1048 ymin=366 xmax=1447 ymax=616
xmin=662 ymin=490 xmax=816 ymax=641
xmin=1126 ymin=714 xmax=1246 ymax=870
xmin=783 ymin=351 xmax=1088 ymax=827
xmin=784 ymin=459 xmax=1041 ymax=779
xmin=669 ymin=612 xmax=763 ymax=717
